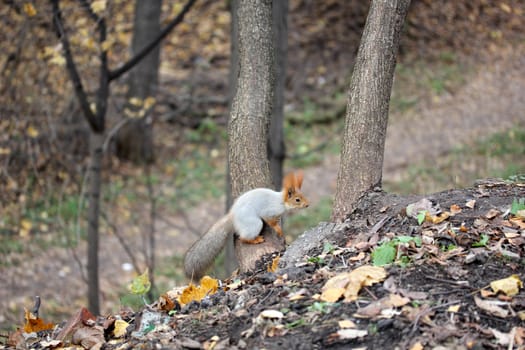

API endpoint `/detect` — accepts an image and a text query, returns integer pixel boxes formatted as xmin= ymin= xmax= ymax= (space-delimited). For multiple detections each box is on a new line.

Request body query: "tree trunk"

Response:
xmin=87 ymin=131 xmax=104 ymax=314
xmin=116 ymin=0 xmax=162 ymax=163
xmin=332 ymin=0 xmax=410 ymax=221
xmin=228 ymin=0 xmax=283 ymax=273
xmin=268 ymin=0 xmax=288 ymax=189
xmin=224 ymin=0 xmax=241 ymax=276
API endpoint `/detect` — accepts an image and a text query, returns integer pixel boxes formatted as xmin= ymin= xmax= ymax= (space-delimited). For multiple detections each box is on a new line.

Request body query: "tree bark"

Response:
xmin=87 ymin=131 xmax=104 ymax=314
xmin=228 ymin=0 xmax=283 ymax=273
xmin=116 ymin=0 xmax=162 ymax=163
xmin=224 ymin=0 xmax=241 ymax=276
xmin=332 ymin=0 xmax=410 ymax=221
xmin=268 ymin=0 xmax=288 ymax=189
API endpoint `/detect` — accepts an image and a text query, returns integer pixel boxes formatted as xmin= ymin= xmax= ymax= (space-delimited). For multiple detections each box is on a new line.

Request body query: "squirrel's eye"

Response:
xmin=295 ymin=198 xmax=301 ymax=203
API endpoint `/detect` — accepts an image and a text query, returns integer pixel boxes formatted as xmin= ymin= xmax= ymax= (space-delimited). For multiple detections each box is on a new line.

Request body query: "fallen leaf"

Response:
xmin=448 ymin=305 xmax=461 ymax=313
xmin=490 ymin=275 xmax=522 ymax=296
xmin=179 ymin=276 xmax=219 ymax=305
xmin=474 ymin=296 xmax=509 ymax=318
xmin=336 ymin=328 xmax=367 ymax=339
xmin=23 ymin=308 xmax=54 ymax=333
xmin=260 ymin=310 xmax=284 ymax=319
xmin=410 ymin=342 xmax=424 ymax=350
xmin=338 ymin=320 xmax=356 ymax=328
xmin=465 ymin=199 xmax=476 ymax=209
xmin=268 ymin=255 xmax=279 ymax=273
xmin=450 ymin=204 xmax=462 ymax=215
xmin=129 ymin=269 xmax=151 ymax=295
xmin=113 ymin=319 xmax=129 ymax=338
xmin=485 ymin=208 xmax=501 ymax=219
xmin=321 ymin=266 xmax=387 ymax=302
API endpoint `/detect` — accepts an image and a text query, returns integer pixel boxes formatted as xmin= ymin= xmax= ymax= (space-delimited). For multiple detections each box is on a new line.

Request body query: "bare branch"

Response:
xmin=51 ymin=0 xmax=100 ymax=132
xmin=109 ymin=0 xmax=197 ymax=81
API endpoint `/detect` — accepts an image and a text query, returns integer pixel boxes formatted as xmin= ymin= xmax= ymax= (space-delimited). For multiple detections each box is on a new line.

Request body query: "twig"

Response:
xmin=409 ymin=300 xmax=461 ymax=337
xmin=101 ymin=211 xmax=142 ymax=275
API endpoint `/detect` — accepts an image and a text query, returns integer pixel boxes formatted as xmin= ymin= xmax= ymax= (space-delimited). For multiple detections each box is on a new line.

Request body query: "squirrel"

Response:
xmin=183 ymin=171 xmax=309 ymax=280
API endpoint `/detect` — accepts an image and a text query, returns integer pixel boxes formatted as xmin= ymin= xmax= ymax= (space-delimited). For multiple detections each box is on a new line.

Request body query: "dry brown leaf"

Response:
xmin=450 ymin=204 xmax=462 ymax=215
xmin=474 ymin=296 xmax=509 ymax=318
xmin=23 ymin=308 xmax=54 ymax=333
xmin=268 ymin=255 xmax=280 ymax=273
xmin=465 ymin=199 xmax=476 ymax=209
xmin=485 ymin=208 xmax=501 ymax=219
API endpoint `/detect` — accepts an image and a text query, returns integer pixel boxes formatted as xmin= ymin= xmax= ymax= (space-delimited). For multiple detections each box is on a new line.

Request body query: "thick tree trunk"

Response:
xmin=116 ymin=0 xmax=162 ymax=163
xmin=228 ymin=0 xmax=274 ymax=195
xmin=87 ymin=131 xmax=104 ymax=314
xmin=268 ymin=0 xmax=288 ymax=189
xmin=228 ymin=0 xmax=283 ymax=273
xmin=332 ymin=0 xmax=410 ymax=221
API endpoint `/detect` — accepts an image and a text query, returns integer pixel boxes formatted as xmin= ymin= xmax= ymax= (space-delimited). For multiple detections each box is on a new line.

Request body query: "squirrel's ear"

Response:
xmin=294 ymin=171 xmax=304 ymax=189
xmin=282 ymin=172 xmax=295 ymax=191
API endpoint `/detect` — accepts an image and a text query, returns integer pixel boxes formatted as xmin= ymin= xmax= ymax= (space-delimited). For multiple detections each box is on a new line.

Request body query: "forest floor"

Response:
xmin=2 ymin=1 xmax=525 ymax=347
xmin=2 ymin=43 xmax=524 ymax=346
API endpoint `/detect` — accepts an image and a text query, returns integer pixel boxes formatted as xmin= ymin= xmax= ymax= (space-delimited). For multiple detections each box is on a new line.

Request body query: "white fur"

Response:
xmin=230 ymin=188 xmax=285 ymax=240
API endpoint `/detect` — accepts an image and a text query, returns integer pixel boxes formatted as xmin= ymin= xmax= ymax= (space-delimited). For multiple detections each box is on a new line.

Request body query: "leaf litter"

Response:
xmin=5 ymin=181 xmax=525 ymax=349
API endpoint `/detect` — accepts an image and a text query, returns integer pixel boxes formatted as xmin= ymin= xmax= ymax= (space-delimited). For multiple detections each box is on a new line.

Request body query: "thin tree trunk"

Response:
xmin=116 ymin=0 xmax=162 ymax=163
xmin=332 ymin=0 xmax=410 ymax=221
xmin=87 ymin=131 xmax=104 ymax=314
xmin=268 ymin=0 xmax=288 ymax=189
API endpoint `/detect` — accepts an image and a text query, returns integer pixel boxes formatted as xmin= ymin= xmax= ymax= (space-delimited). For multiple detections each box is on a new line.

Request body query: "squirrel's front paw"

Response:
xmin=239 ymin=236 xmax=265 ymax=244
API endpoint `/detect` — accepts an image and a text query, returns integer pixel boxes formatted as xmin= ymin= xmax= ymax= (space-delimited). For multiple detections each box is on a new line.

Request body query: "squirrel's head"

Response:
xmin=282 ymin=171 xmax=309 ymax=209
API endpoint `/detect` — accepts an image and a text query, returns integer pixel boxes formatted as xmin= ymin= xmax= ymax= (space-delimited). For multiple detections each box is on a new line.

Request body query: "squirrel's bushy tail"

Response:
xmin=183 ymin=213 xmax=234 ymax=281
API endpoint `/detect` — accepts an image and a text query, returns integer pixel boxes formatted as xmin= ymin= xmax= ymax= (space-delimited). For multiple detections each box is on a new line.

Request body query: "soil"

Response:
xmin=28 ymin=181 xmax=523 ymax=350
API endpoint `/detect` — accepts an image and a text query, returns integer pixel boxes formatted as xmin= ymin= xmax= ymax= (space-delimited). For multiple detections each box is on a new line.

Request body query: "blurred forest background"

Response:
xmin=1 ymin=0 xmax=524 ymax=330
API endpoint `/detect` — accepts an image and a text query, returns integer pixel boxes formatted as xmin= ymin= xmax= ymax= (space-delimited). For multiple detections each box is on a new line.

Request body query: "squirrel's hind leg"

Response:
xmin=233 ymin=213 xmax=264 ymax=242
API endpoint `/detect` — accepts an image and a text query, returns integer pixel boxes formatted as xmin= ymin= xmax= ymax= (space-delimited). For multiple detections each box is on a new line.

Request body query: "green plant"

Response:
xmin=510 ymin=198 xmax=525 ymax=215
xmin=371 ymin=236 xmax=422 ymax=266
xmin=472 ymin=234 xmax=489 ymax=248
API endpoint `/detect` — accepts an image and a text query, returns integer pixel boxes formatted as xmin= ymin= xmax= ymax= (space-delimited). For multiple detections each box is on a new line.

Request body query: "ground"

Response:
xmin=8 ymin=181 xmax=524 ymax=349
xmin=1 ymin=1 xmax=525 ymax=348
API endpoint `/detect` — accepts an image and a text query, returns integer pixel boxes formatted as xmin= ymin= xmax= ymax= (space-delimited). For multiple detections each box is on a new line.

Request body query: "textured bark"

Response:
xmin=332 ymin=0 xmax=410 ymax=221
xmin=228 ymin=0 xmax=274 ymax=195
xmin=228 ymin=0 xmax=283 ymax=273
xmin=224 ymin=0 xmax=240 ymax=275
xmin=268 ymin=0 xmax=288 ymax=189
xmin=116 ymin=0 xmax=162 ymax=163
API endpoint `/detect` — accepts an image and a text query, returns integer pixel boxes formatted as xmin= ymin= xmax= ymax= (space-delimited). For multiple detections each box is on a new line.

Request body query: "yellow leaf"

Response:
xmin=490 ymin=275 xmax=523 ymax=296
xmin=23 ymin=3 xmax=37 ymax=17
xmin=448 ymin=304 xmax=461 ymax=313
xmin=91 ymin=0 xmax=107 ymax=14
xmin=113 ymin=319 xmax=129 ymax=338
xmin=178 ymin=276 xmax=220 ymax=306
xmin=338 ymin=320 xmax=356 ymax=329
xmin=101 ymin=39 xmax=114 ymax=52
xmin=128 ymin=97 xmax=143 ymax=107
xmin=26 ymin=125 xmax=39 ymax=138
xmin=129 ymin=269 xmax=151 ymax=295
xmin=143 ymin=97 xmax=156 ymax=110
xmin=19 ymin=219 xmax=32 ymax=237
xmin=321 ymin=266 xmax=387 ymax=303
xmin=49 ymin=54 xmax=66 ymax=66
xmin=0 ymin=147 xmax=11 ymax=155
xmin=268 ymin=255 xmax=279 ymax=273
xmin=200 ymin=276 xmax=218 ymax=294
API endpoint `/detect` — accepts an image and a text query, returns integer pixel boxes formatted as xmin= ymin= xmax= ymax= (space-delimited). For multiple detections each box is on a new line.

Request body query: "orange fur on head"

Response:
xmin=282 ymin=171 xmax=303 ymax=192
